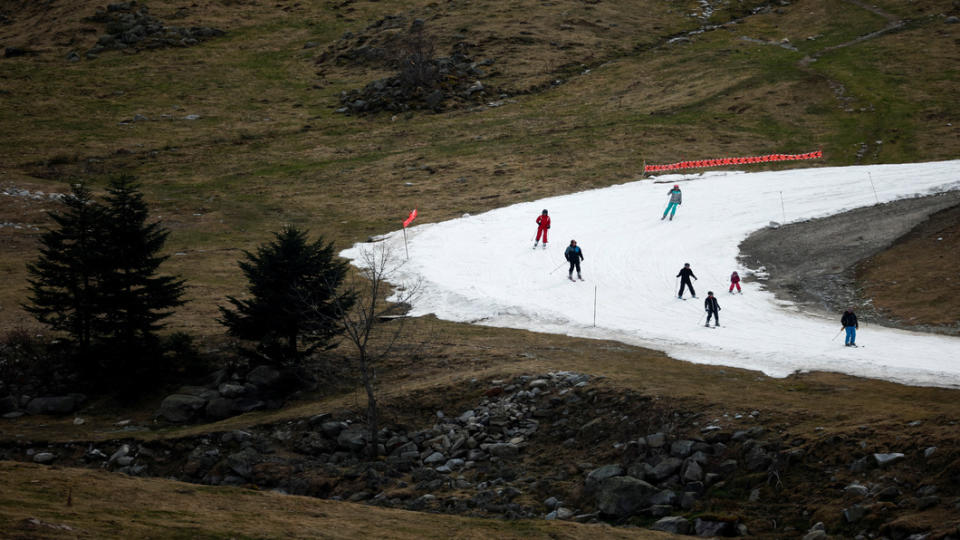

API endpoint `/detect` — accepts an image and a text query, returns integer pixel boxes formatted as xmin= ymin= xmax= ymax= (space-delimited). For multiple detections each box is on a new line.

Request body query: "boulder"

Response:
xmin=26 ymin=396 xmax=77 ymax=415
xmin=424 ymin=451 xmax=446 ymax=464
xmin=246 ymin=365 xmax=280 ymax=387
xmin=595 ymin=475 xmax=657 ymax=517
xmin=585 ymin=464 xmax=623 ymax=492
xmin=205 ymin=397 xmax=238 ymax=420
xmin=157 ymin=393 xmax=207 ymax=423
xmin=873 ymin=452 xmax=905 ymax=467
xmin=484 ymin=442 xmax=519 ymax=458
xmin=670 ymin=439 xmax=695 ymax=457
xmin=227 ymin=447 xmax=261 ymax=479
xmin=337 ymin=425 xmax=368 ymax=452
xmin=694 ymin=518 xmax=737 ymax=536
xmin=218 ymin=383 xmax=246 ymax=398
xmin=646 ymin=432 xmax=666 ymax=448
xmin=648 ymin=489 xmax=677 ymax=507
xmin=649 ymin=457 xmax=683 ymax=482
xmin=33 ymin=452 xmax=56 ymax=464
xmin=844 ymin=483 xmax=869 ymax=497
xmin=843 ymin=504 xmax=868 ymax=523
xmin=651 ymin=516 xmax=691 ymax=534
xmin=108 ymin=444 xmax=130 ymax=465
xmin=682 ymin=460 xmax=704 ymax=483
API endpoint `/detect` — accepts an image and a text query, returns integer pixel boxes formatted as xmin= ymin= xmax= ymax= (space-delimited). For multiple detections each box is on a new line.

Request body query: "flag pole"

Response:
xmin=401 ymin=208 xmax=417 ymax=260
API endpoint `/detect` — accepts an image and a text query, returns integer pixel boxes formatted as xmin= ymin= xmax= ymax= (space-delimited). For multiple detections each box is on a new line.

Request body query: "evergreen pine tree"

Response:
xmin=24 ymin=184 xmax=107 ymax=364
xmin=219 ymin=226 xmax=354 ymax=364
xmin=25 ymin=177 xmax=185 ymax=379
xmin=99 ymin=175 xmax=186 ymax=352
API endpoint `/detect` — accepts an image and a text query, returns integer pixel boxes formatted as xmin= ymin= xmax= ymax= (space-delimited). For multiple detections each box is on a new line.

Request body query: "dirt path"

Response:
xmin=737 ymin=190 xmax=960 ymax=333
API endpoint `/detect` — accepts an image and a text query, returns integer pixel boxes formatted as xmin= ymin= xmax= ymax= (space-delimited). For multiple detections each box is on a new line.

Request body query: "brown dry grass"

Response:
xmin=0 ymin=460 xmax=666 ymax=539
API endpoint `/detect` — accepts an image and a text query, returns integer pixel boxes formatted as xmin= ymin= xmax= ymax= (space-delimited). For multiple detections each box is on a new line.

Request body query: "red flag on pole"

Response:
xmin=403 ymin=208 xmax=418 ymax=228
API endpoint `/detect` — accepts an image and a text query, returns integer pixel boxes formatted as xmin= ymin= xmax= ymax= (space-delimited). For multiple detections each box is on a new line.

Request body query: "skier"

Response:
xmin=662 ymin=184 xmax=682 ymax=221
xmin=841 ymin=308 xmax=859 ymax=347
xmin=704 ymin=291 xmax=720 ymax=327
xmin=677 ymin=262 xmax=697 ymax=299
xmin=564 ymin=239 xmax=584 ymax=281
xmin=729 ymin=271 xmax=742 ymax=294
xmin=534 ymin=209 xmax=550 ymax=249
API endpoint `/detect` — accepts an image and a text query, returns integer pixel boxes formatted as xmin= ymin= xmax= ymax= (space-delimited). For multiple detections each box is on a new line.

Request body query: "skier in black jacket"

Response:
xmin=704 ymin=291 xmax=720 ymax=327
xmin=841 ymin=308 xmax=858 ymax=347
xmin=677 ymin=263 xmax=697 ymax=299
xmin=564 ymin=240 xmax=584 ymax=281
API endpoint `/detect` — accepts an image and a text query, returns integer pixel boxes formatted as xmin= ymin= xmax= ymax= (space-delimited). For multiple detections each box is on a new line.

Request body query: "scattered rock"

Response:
xmin=652 ymin=515 xmax=691 ymax=534
xmin=873 ymin=452 xmax=905 ymax=467
xmin=26 ymin=396 xmax=77 ymax=416
xmin=844 ymin=504 xmax=868 ymax=523
xmin=157 ymin=394 xmax=207 ymax=423
xmin=33 ymin=452 xmax=56 ymax=464
xmin=595 ymin=476 xmax=656 ymax=517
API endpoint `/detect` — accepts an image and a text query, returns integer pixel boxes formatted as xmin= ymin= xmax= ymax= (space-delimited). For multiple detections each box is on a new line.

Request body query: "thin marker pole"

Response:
xmin=867 ymin=172 xmax=880 ymax=204
xmin=402 ymin=227 xmax=409 ymax=260
xmin=779 ymin=191 xmax=786 ymax=221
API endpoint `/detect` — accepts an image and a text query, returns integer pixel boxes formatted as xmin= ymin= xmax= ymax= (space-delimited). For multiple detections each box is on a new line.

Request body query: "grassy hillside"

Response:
xmin=1 ymin=0 xmax=957 ymax=334
xmin=1 ymin=0 xmax=959 ymax=537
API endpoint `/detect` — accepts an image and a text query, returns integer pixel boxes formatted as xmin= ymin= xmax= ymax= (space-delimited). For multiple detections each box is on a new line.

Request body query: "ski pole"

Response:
xmin=549 ymin=261 xmax=566 ymax=275
xmin=832 ymin=328 xmax=843 ymax=341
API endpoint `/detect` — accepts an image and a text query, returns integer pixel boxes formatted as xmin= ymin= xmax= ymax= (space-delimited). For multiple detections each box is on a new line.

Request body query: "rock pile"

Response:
xmin=83 ymin=2 xmax=224 ymax=59
xmin=6 ymin=372 xmax=956 ymax=538
xmin=156 ymin=365 xmax=305 ymax=423
xmin=318 ymin=17 xmax=498 ymax=114
xmin=4 ymin=372 xmax=754 ymax=535
xmin=337 ymin=51 xmax=495 ymax=114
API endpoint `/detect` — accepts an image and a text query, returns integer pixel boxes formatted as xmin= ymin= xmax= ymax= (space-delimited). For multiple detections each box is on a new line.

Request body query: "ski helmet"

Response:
xmin=673 ymin=184 xmax=679 ymax=189
xmin=542 ymin=209 xmax=548 ymax=214
xmin=708 ymin=291 xmax=714 ymax=296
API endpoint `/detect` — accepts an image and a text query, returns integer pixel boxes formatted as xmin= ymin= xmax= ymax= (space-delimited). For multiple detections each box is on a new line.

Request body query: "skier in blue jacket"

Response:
xmin=564 ymin=240 xmax=584 ymax=281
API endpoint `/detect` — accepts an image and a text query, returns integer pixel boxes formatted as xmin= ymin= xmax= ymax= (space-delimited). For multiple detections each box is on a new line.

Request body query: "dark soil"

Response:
xmin=737 ymin=190 xmax=960 ymax=335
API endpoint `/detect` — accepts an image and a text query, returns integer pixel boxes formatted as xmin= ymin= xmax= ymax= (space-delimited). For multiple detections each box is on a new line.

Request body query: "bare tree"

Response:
xmin=330 ymin=243 xmax=422 ymax=458
xmin=394 ymin=19 xmax=438 ymax=90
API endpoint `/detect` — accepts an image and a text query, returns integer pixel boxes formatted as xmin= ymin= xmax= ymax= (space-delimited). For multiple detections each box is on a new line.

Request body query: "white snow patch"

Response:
xmin=342 ymin=161 xmax=960 ymax=388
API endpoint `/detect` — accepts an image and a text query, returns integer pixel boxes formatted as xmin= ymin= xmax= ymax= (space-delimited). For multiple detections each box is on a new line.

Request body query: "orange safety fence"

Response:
xmin=644 ymin=150 xmax=822 ymax=173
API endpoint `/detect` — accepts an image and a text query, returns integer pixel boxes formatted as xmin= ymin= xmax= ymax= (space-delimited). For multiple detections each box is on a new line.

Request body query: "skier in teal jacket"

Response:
xmin=662 ymin=185 xmax=682 ymax=221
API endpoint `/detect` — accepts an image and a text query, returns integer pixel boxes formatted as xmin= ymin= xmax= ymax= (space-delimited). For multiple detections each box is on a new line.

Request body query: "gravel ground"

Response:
xmin=737 ymin=190 xmax=960 ymax=332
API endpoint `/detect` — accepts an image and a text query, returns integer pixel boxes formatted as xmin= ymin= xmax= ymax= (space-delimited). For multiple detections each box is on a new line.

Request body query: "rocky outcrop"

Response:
xmin=82 ymin=2 xmax=224 ymax=59
xmin=3 ymin=371 xmax=945 ymax=538
xmin=337 ymin=51 xmax=496 ymax=114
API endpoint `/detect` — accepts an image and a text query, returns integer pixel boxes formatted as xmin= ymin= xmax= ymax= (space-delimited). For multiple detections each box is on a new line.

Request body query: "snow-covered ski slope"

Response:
xmin=342 ymin=161 xmax=960 ymax=388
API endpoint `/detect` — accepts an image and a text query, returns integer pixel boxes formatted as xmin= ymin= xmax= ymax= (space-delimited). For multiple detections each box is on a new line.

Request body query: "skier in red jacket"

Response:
xmin=729 ymin=271 xmax=742 ymax=294
xmin=534 ymin=209 xmax=550 ymax=249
